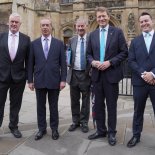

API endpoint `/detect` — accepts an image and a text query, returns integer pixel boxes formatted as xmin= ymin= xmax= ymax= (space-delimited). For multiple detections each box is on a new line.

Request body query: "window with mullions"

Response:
xmin=61 ymin=0 xmax=74 ymax=4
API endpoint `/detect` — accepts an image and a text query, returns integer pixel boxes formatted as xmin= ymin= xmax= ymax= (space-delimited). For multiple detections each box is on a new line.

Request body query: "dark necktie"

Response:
xmin=80 ymin=37 xmax=86 ymax=70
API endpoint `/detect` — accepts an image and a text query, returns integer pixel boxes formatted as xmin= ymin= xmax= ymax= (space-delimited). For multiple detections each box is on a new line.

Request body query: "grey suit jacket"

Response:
xmin=66 ymin=34 xmax=91 ymax=85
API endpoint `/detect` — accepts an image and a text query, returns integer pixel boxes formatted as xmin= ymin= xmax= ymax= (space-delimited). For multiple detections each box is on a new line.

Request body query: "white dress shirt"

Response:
xmin=41 ymin=35 xmax=52 ymax=51
xmin=74 ymin=34 xmax=87 ymax=70
xmin=8 ymin=30 xmax=19 ymax=56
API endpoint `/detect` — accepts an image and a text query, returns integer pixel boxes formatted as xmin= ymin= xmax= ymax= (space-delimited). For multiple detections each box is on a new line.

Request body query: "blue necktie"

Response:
xmin=145 ymin=32 xmax=152 ymax=53
xmin=80 ymin=37 xmax=86 ymax=70
xmin=44 ymin=38 xmax=49 ymax=59
xmin=100 ymin=28 xmax=105 ymax=62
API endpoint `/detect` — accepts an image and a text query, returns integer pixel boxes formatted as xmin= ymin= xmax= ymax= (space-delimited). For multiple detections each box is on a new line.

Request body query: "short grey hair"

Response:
xmin=9 ymin=12 xmax=22 ymax=23
xmin=75 ymin=18 xmax=88 ymax=26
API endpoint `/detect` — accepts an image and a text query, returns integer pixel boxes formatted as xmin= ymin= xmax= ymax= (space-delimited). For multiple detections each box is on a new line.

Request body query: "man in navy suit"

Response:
xmin=87 ymin=7 xmax=128 ymax=146
xmin=127 ymin=12 xmax=155 ymax=148
xmin=28 ymin=18 xmax=67 ymax=140
xmin=0 ymin=13 xmax=30 ymax=138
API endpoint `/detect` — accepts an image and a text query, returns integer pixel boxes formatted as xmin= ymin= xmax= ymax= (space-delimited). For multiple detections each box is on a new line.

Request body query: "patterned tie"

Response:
xmin=44 ymin=38 xmax=49 ymax=59
xmin=145 ymin=32 xmax=152 ymax=53
xmin=9 ymin=34 xmax=16 ymax=61
xmin=100 ymin=28 xmax=105 ymax=62
xmin=80 ymin=37 xmax=86 ymax=70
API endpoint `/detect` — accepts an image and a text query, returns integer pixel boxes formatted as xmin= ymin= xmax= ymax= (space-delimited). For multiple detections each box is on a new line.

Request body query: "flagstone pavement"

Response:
xmin=0 ymin=85 xmax=155 ymax=155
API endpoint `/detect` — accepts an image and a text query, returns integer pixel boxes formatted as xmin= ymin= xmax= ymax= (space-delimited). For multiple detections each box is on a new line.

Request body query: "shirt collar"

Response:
xmin=142 ymin=29 xmax=154 ymax=37
xmin=41 ymin=34 xmax=52 ymax=42
xmin=100 ymin=25 xmax=109 ymax=32
xmin=9 ymin=30 xmax=19 ymax=37
xmin=78 ymin=34 xmax=87 ymax=41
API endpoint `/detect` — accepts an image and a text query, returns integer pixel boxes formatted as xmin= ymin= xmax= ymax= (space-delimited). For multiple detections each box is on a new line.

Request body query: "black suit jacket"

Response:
xmin=128 ymin=32 xmax=155 ymax=86
xmin=28 ymin=37 xmax=67 ymax=89
xmin=0 ymin=32 xmax=30 ymax=83
xmin=87 ymin=26 xmax=128 ymax=83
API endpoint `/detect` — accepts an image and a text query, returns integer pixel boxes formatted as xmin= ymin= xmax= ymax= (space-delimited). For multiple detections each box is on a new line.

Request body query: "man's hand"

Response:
xmin=91 ymin=60 xmax=101 ymax=68
xmin=97 ymin=61 xmax=111 ymax=71
xmin=142 ymin=71 xmax=154 ymax=83
xmin=28 ymin=83 xmax=34 ymax=91
xmin=60 ymin=81 xmax=66 ymax=90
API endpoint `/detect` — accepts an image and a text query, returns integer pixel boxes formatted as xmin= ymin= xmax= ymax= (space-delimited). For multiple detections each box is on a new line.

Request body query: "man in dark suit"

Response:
xmin=127 ymin=12 xmax=155 ymax=148
xmin=67 ymin=18 xmax=91 ymax=133
xmin=0 ymin=13 xmax=30 ymax=138
xmin=28 ymin=17 xmax=67 ymax=140
xmin=87 ymin=7 xmax=128 ymax=146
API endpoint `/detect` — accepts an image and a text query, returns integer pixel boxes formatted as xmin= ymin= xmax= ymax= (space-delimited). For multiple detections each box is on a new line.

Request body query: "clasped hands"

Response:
xmin=141 ymin=71 xmax=155 ymax=85
xmin=91 ymin=60 xmax=111 ymax=71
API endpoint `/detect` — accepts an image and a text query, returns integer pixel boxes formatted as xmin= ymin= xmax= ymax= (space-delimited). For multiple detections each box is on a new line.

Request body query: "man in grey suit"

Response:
xmin=67 ymin=18 xmax=91 ymax=133
xmin=0 ymin=13 xmax=30 ymax=138
xmin=28 ymin=17 xmax=67 ymax=140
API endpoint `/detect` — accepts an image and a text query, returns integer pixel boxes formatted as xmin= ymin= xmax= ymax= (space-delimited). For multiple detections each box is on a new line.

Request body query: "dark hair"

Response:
xmin=139 ymin=12 xmax=152 ymax=20
xmin=95 ymin=7 xmax=110 ymax=17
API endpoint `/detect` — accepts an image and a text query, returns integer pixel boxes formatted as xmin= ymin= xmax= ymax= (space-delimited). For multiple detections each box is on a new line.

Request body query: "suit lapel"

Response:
xmin=140 ymin=34 xmax=149 ymax=57
xmin=47 ymin=37 xmax=55 ymax=60
xmin=105 ymin=26 xmax=114 ymax=52
xmin=14 ymin=33 xmax=22 ymax=60
xmin=72 ymin=36 xmax=78 ymax=64
xmin=149 ymin=32 xmax=155 ymax=54
xmin=4 ymin=33 xmax=11 ymax=60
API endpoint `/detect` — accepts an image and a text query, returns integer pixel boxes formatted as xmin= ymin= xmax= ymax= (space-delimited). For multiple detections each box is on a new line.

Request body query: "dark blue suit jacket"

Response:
xmin=87 ymin=26 xmax=128 ymax=83
xmin=28 ymin=37 xmax=67 ymax=89
xmin=128 ymin=33 xmax=155 ymax=86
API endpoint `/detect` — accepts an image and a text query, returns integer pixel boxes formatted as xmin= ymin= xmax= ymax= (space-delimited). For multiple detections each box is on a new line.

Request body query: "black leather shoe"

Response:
xmin=35 ymin=130 xmax=47 ymax=140
xmin=81 ymin=123 xmax=89 ymax=133
xmin=52 ymin=130 xmax=59 ymax=140
xmin=127 ymin=136 xmax=140 ymax=148
xmin=68 ymin=123 xmax=80 ymax=132
xmin=88 ymin=131 xmax=107 ymax=140
xmin=108 ymin=134 xmax=117 ymax=146
xmin=10 ymin=128 xmax=22 ymax=138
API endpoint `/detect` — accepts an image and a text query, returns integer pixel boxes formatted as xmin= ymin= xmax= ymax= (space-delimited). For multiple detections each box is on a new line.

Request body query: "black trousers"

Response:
xmin=0 ymin=80 xmax=26 ymax=129
xmin=94 ymin=72 xmax=118 ymax=135
xmin=70 ymin=70 xmax=90 ymax=125
xmin=132 ymin=85 xmax=155 ymax=138
xmin=35 ymin=88 xmax=60 ymax=131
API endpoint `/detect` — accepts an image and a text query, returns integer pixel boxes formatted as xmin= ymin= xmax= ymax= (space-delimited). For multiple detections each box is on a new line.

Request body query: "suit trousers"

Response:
xmin=70 ymin=70 xmax=90 ymax=125
xmin=132 ymin=85 xmax=155 ymax=138
xmin=35 ymin=88 xmax=60 ymax=131
xmin=0 ymin=80 xmax=26 ymax=129
xmin=93 ymin=71 xmax=118 ymax=135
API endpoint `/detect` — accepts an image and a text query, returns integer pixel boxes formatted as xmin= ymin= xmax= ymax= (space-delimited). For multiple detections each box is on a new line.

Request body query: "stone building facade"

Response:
xmin=0 ymin=0 xmax=155 ymax=44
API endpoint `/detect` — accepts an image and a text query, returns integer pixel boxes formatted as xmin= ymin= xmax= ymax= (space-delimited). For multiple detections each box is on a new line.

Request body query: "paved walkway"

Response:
xmin=0 ymin=85 xmax=155 ymax=155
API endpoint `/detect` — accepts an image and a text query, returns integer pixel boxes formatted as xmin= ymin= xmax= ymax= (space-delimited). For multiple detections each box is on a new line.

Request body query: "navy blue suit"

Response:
xmin=87 ymin=26 xmax=128 ymax=135
xmin=128 ymin=33 xmax=155 ymax=138
xmin=28 ymin=37 xmax=67 ymax=131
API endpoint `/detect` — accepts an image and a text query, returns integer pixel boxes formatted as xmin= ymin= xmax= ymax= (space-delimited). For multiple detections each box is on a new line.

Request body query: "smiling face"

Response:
xmin=9 ymin=15 xmax=21 ymax=34
xmin=139 ymin=14 xmax=153 ymax=33
xmin=75 ymin=20 xmax=87 ymax=37
xmin=40 ymin=18 xmax=52 ymax=37
xmin=96 ymin=11 xmax=110 ymax=28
